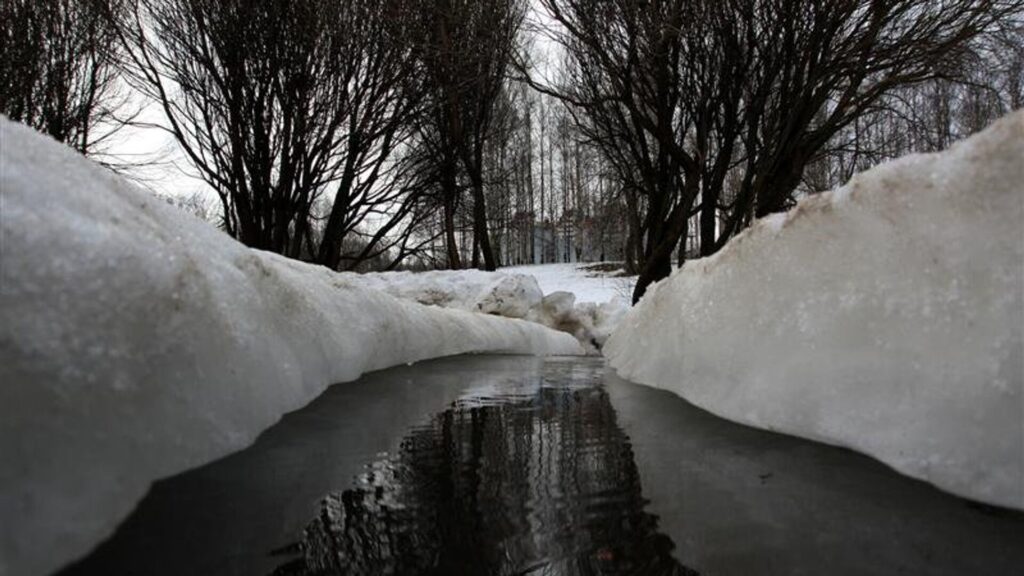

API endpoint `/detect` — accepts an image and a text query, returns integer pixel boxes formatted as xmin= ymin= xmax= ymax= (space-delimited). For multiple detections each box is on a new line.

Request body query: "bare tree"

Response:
xmin=0 ymin=0 xmax=125 ymax=156
xmin=537 ymin=0 xmax=717 ymax=301
xmin=408 ymin=0 xmax=527 ymax=270
xmin=720 ymin=0 xmax=1018 ymax=233
xmin=538 ymin=0 xmax=1017 ymax=302
xmin=113 ymin=0 xmax=424 ymax=269
xmin=815 ymin=14 xmax=1024 ymax=188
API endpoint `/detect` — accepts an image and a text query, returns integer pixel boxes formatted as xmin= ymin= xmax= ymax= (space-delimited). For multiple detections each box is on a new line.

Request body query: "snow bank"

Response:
xmin=0 ymin=118 xmax=581 ymax=576
xmin=521 ymin=291 xmax=626 ymax=349
xmin=606 ymin=111 xmax=1024 ymax=510
xmin=342 ymin=269 xmax=544 ymax=318
xmin=346 ymin=266 xmax=628 ymax=350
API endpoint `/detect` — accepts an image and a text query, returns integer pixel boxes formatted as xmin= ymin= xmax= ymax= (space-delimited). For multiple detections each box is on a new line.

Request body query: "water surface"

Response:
xmin=61 ymin=356 xmax=1024 ymax=575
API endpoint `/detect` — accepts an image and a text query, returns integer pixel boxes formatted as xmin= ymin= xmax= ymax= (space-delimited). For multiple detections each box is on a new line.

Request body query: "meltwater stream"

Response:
xmin=62 ymin=356 xmax=1023 ymax=576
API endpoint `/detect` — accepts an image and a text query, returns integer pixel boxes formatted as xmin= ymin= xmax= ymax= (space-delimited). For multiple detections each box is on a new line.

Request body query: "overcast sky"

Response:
xmin=107 ymin=1 xmax=564 ymax=204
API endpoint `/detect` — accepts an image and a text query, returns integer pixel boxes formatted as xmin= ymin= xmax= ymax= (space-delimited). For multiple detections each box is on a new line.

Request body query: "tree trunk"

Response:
xmin=469 ymin=169 xmax=497 ymax=271
xmin=443 ymin=192 xmax=461 ymax=270
xmin=631 ymin=173 xmax=695 ymax=304
xmin=699 ymin=186 xmax=718 ymax=257
xmin=755 ymin=153 xmax=807 ymax=218
xmin=316 ymin=154 xmax=360 ymax=270
xmin=632 ymin=246 xmax=672 ymax=305
xmin=632 ymin=211 xmax=688 ymax=305
xmin=623 ymin=218 xmax=637 ymax=275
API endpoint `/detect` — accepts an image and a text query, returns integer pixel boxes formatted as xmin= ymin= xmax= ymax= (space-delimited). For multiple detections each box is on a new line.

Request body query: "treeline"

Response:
xmin=1 ymin=0 xmax=527 ymax=272
xmin=1 ymin=0 xmax=1021 ymax=296
xmin=537 ymin=0 xmax=1022 ymax=301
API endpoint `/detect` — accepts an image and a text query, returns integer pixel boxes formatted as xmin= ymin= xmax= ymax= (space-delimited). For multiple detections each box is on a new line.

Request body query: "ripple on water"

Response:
xmin=269 ymin=378 xmax=695 ymax=576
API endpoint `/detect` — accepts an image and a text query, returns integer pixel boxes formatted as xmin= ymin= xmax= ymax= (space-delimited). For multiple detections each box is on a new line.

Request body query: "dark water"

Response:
xmin=269 ymin=370 xmax=689 ymax=576
xmin=61 ymin=356 xmax=1024 ymax=576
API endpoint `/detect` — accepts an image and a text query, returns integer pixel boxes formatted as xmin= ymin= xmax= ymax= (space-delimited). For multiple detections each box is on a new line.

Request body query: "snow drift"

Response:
xmin=606 ymin=112 xmax=1024 ymax=510
xmin=342 ymin=269 xmax=545 ymax=319
xmin=0 ymin=118 xmax=581 ymax=576
xmin=344 ymin=268 xmax=627 ymax=350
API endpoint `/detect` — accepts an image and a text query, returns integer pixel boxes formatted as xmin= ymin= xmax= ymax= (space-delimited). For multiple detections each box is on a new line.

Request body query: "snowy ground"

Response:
xmin=344 ymin=263 xmax=634 ymax=350
xmin=503 ymin=262 xmax=636 ymax=305
xmin=3 ymin=107 xmax=1020 ymax=576
xmin=606 ymin=111 xmax=1024 ymax=510
xmin=0 ymin=118 xmax=581 ymax=576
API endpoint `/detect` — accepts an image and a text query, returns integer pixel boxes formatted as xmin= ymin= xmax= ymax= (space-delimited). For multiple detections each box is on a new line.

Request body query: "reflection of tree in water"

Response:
xmin=272 ymin=384 xmax=697 ymax=576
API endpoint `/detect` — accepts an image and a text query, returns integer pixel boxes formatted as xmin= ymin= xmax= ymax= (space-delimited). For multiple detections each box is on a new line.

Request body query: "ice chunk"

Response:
xmin=346 ymin=267 xmax=627 ymax=352
xmin=539 ymin=290 xmax=577 ymax=321
xmin=474 ymin=274 xmax=544 ymax=318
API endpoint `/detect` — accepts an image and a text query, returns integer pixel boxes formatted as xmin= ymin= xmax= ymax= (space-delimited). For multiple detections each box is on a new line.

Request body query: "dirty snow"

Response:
xmin=0 ymin=118 xmax=582 ymax=576
xmin=345 ymin=263 xmax=631 ymax=350
xmin=341 ymin=269 xmax=545 ymax=318
xmin=606 ymin=111 xmax=1024 ymax=510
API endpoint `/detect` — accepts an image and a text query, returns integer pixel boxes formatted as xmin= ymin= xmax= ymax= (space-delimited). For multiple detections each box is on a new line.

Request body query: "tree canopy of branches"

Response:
xmin=0 ymin=0 xmax=123 ymax=156
xmin=407 ymin=0 xmax=527 ymax=270
xmin=113 ymin=0 xmax=425 ymax=269
xmin=3 ymin=0 xmax=1019 ymax=283
xmin=540 ymin=0 xmax=1019 ymax=302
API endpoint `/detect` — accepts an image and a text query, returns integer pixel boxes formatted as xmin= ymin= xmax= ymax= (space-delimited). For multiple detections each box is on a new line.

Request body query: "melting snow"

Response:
xmin=0 ymin=118 xmax=581 ymax=576
xmin=606 ymin=111 xmax=1024 ymax=510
